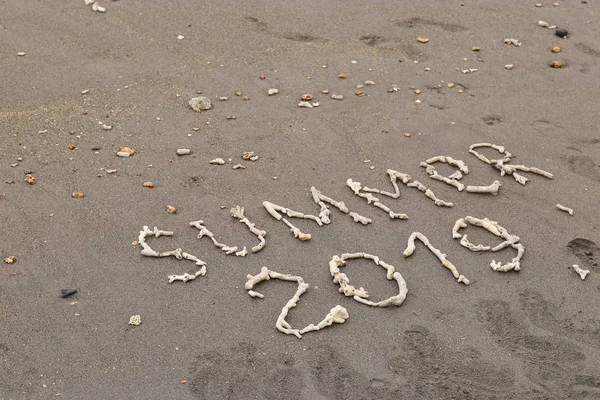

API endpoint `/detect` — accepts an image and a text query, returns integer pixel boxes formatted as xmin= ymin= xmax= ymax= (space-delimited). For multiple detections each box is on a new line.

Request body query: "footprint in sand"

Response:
xmin=388 ymin=325 xmax=517 ymax=399
xmin=188 ymin=342 xmax=303 ymax=399
xmin=475 ymin=299 xmax=600 ymax=398
xmin=568 ymin=238 xmax=600 ymax=272
xmin=305 ymin=345 xmax=403 ymax=400
xmin=520 ymin=289 xmax=600 ymax=351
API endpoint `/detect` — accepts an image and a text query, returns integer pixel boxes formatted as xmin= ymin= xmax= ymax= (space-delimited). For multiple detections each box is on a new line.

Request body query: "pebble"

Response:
xmin=188 ymin=96 xmax=212 ymax=112
xmin=312 ymin=102 xmax=320 ymax=107
xmin=219 ymin=97 xmax=230 ymax=101
xmin=331 ymin=94 xmax=343 ymax=100
xmin=242 ymin=96 xmax=249 ymax=101
xmin=102 ymin=124 xmax=112 ymax=131
xmin=355 ymin=91 xmax=364 ymax=96
xmin=538 ymin=21 xmax=549 ymax=28
xmin=471 ymin=46 xmax=480 ymax=51
xmin=235 ymin=91 xmax=242 ymax=96
xmin=321 ymin=89 xmax=329 ymax=94
xmin=301 ymin=94 xmax=313 ymax=101
xmin=535 ymin=3 xmax=542 ymax=6
xmin=25 ymin=174 xmax=35 ymax=185
xmin=117 ymin=152 xmax=130 ymax=158
xmin=233 ymin=164 xmax=246 ymax=169
xmin=504 ymin=38 xmax=522 ymax=47
xmin=414 ymin=89 xmax=421 ymax=94
xmin=505 ymin=64 xmax=514 ymax=70
xmin=177 ymin=35 xmax=185 ymax=40
xmin=121 ymin=147 xmax=135 ymax=156
xmin=551 ymin=46 xmax=561 ymax=53
xmin=128 ymin=315 xmax=142 ymax=326
xmin=298 ymin=101 xmax=313 ymax=108
xmin=209 ymin=158 xmax=225 ymax=165
xmin=69 ymin=145 xmax=77 ymax=150
xmin=365 ymin=80 xmax=375 ymax=85
xmin=106 ymin=169 xmax=117 ymax=174
xmin=5 ymin=180 xmax=13 ymax=184
xmin=226 ymin=114 xmax=236 ymax=120
xmin=3 ymin=256 xmax=16 ymax=264
xmin=550 ymin=60 xmax=562 ymax=68
xmin=404 ymin=133 xmax=412 ymax=137
xmin=166 ymin=205 xmax=177 ymax=214
xmin=81 ymin=89 xmax=89 ymax=95
xmin=260 ymin=75 xmax=266 ymax=79
xmin=447 ymin=83 xmax=455 ymax=88
xmin=356 ymin=84 xmax=364 ymax=89
xmin=72 ymin=192 xmax=85 ymax=198
xmin=338 ymin=74 xmax=349 ymax=79
xmin=176 ymin=148 xmax=192 ymax=156
xmin=143 ymin=182 xmax=155 ymax=188
xmin=17 ymin=157 xmax=23 ymax=161
xmin=17 ymin=52 xmax=26 ymax=57
xmin=242 ymin=152 xmax=255 ymax=160
xmin=417 ymin=37 xmax=430 ymax=43
xmin=60 ymin=289 xmax=77 ymax=298
xmin=268 ymin=89 xmax=279 ymax=96
xmin=555 ymin=28 xmax=568 ymax=38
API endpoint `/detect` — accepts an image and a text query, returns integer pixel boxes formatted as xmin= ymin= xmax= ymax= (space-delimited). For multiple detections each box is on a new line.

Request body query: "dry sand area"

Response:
xmin=2 ymin=0 xmax=600 ymax=398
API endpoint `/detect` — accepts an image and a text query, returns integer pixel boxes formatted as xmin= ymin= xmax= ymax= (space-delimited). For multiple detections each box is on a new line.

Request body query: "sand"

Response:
xmin=2 ymin=0 xmax=600 ymax=399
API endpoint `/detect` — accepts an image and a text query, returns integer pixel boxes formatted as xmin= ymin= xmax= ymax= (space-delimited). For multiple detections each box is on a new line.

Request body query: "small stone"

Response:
xmin=17 ymin=157 xmax=23 ymax=161
xmin=69 ymin=145 xmax=77 ymax=150
xmin=242 ymin=152 xmax=255 ymax=160
xmin=548 ymin=25 xmax=557 ymax=29
xmin=551 ymin=46 xmax=561 ymax=53
xmin=106 ymin=169 xmax=117 ymax=174
xmin=355 ymin=91 xmax=364 ymax=96
xmin=417 ymin=37 xmax=430 ymax=43
xmin=241 ymin=96 xmax=248 ymax=101
xmin=356 ymin=84 xmax=364 ymax=89
xmin=192 ymin=127 xmax=200 ymax=131
xmin=219 ymin=97 xmax=229 ymax=101
xmin=260 ymin=75 xmax=266 ymax=79
xmin=539 ymin=21 xmax=549 ymax=28
xmin=120 ymin=147 xmax=135 ymax=156
xmin=552 ymin=2 xmax=559 ymax=5
xmin=505 ymin=64 xmax=514 ymax=70
xmin=4 ymin=256 xmax=16 ymax=264
xmin=448 ymin=83 xmax=456 ymax=88
xmin=181 ymin=380 xmax=187 ymax=384
xmin=226 ymin=114 xmax=236 ymax=119
xmin=235 ymin=91 xmax=242 ymax=96
xmin=143 ymin=182 xmax=155 ymax=188
xmin=457 ymin=90 xmax=463 ymax=94
xmin=404 ymin=133 xmax=411 ymax=137
xmin=365 ymin=80 xmax=375 ymax=85
xmin=128 ymin=315 xmax=142 ymax=326
xmin=471 ymin=46 xmax=480 ymax=51
xmin=60 ymin=289 xmax=77 ymax=298
xmin=550 ymin=60 xmax=562 ymax=68
xmin=267 ymin=89 xmax=279 ymax=96
xmin=387 ymin=89 xmax=394 ymax=93
xmin=25 ymin=174 xmax=35 ymax=185
xmin=312 ymin=102 xmax=320 ymax=107
xmin=321 ymin=89 xmax=329 ymax=94
xmin=414 ymin=89 xmax=421 ymax=94
xmin=81 ymin=89 xmax=89 ymax=95
xmin=102 ymin=124 xmax=112 ymax=131
xmin=555 ymin=28 xmax=568 ymax=38
xmin=298 ymin=101 xmax=313 ymax=108
xmin=188 ymin=96 xmax=212 ymax=112
xmin=233 ymin=164 xmax=246 ymax=169
xmin=338 ymin=74 xmax=348 ymax=79
xmin=176 ymin=148 xmax=192 ymax=156
xmin=117 ymin=152 xmax=130 ymax=158
xmin=166 ymin=205 xmax=177 ymax=214
xmin=5 ymin=180 xmax=13 ymax=184
xmin=177 ymin=35 xmax=185 ymax=40
xmin=535 ymin=3 xmax=542 ymax=6
xmin=72 ymin=192 xmax=85 ymax=198
xmin=17 ymin=52 xmax=26 ymax=56
xmin=301 ymin=94 xmax=313 ymax=101
xmin=209 ymin=158 xmax=225 ymax=165
xmin=331 ymin=94 xmax=343 ymax=100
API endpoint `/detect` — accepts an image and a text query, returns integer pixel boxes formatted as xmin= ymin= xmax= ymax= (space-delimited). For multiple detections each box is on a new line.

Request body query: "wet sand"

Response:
xmin=2 ymin=1 xmax=600 ymax=399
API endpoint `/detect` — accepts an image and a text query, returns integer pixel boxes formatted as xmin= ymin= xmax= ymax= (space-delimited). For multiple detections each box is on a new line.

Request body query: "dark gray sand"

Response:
xmin=2 ymin=1 xmax=600 ymax=398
